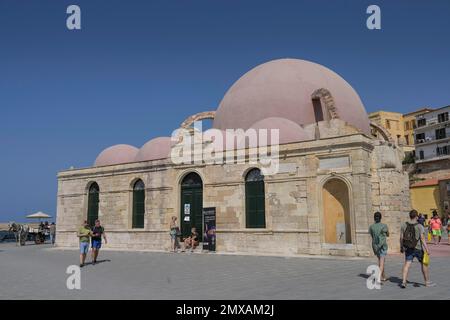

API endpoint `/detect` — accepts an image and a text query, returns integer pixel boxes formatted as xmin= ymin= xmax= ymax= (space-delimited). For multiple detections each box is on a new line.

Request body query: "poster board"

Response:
xmin=202 ymin=207 xmax=216 ymax=251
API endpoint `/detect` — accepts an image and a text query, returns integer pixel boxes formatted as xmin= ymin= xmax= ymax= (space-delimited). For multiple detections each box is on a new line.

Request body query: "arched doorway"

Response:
xmin=180 ymin=172 xmax=203 ymax=241
xmin=87 ymin=183 xmax=100 ymax=227
xmin=322 ymin=178 xmax=351 ymax=244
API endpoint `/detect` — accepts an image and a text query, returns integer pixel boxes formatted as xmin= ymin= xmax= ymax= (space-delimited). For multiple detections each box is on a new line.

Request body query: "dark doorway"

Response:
xmin=180 ymin=172 xmax=203 ymax=241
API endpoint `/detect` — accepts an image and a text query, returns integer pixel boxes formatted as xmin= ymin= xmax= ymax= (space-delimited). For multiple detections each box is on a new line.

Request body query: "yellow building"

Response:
xmin=402 ymin=108 xmax=433 ymax=149
xmin=369 ymin=108 xmax=433 ymax=154
xmin=369 ymin=110 xmax=404 ymax=145
xmin=410 ymin=179 xmax=440 ymax=217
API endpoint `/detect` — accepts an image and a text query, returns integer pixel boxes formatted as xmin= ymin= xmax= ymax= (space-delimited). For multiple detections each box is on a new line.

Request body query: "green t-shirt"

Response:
xmin=400 ymin=221 xmax=425 ymax=251
xmin=368 ymin=222 xmax=389 ymax=254
xmin=78 ymin=226 xmax=91 ymax=243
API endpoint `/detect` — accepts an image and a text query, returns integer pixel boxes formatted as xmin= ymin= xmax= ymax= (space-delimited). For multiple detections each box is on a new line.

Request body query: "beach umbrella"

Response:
xmin=26 ymin=212 xmax=52 ymax=222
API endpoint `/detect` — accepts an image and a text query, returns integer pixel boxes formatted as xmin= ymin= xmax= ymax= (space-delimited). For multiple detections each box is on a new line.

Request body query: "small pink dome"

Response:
xmin=250 ymin=117 xmax=312 ymax=144
xmin=94 ymin=144 xmax=139 ymax=167
xmin=203 ymin=128 xmax=240 ymax=150
xmin=213 ymin=58 xmax=370 ymax=134
xmin=135 ymin=136 xmax=173 ymax=162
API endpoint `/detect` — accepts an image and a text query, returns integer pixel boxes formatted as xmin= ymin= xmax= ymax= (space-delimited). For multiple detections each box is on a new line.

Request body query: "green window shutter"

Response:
xmin=87 ymin=183 xmax=99 ymax=227
xmin=132 ymin=180 xmax=145 ymax=229
xmin=245 ymin=169 xmax=266 ymax=228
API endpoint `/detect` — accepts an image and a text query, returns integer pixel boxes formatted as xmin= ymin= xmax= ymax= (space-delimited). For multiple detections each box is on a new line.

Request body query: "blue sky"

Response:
xmin=1 ymin=0 xmax=449 ymax=222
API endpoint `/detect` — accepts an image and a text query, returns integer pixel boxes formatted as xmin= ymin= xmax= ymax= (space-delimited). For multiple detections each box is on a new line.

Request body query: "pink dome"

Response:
xmin=203 ymin=128 xmax=240 ymax=151
xmin=94 ymin=144 xmax=139 ymax=167
xmin=250 ymin=117 xmax=312 ymax=145
xmin=213 ymin=58 xmax=370 ymax=134
xmin=135 ymin=137 xmax=173 ymax=162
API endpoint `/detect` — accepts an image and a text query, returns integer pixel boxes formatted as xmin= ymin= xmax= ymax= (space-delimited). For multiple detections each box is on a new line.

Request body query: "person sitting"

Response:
xmin=182 ymin=227 xmax=199 ymax=252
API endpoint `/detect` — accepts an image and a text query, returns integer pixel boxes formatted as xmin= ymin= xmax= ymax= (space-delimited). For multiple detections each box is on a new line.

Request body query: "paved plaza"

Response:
xmin=1 ymin=241 xmax=449 ymax=300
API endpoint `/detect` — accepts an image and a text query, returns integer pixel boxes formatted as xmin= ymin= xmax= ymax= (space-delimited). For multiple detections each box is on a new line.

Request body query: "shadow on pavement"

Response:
xmin=388 ymin=276 xmax=422 ymax=287
xmin=358 ymin=273 xmax=422 ymax=287
xmin=84 ymin=259 xmax=111 ymax=266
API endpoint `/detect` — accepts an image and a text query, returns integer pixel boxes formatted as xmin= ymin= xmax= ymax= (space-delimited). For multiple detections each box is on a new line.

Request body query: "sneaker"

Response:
xmin=79 ymin=264 xmax=84 ymax=268
xmin=400 ymin=283 xmax=407 ymax=289
xmin=425 ymin=281 xmax=436 ymax=287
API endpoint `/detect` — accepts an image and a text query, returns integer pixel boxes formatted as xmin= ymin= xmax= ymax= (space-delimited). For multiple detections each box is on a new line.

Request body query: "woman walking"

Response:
xmin=429 ymin=211 xmax=442 ymax=245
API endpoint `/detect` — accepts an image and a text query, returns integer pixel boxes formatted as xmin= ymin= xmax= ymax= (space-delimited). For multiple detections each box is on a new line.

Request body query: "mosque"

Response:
xmin=56 ymin=58 xmax=410 ymax=256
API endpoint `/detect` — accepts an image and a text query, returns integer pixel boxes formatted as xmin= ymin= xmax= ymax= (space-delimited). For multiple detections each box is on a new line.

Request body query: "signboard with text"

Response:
xmin=202 ymin=207 xmax=216 ymax=251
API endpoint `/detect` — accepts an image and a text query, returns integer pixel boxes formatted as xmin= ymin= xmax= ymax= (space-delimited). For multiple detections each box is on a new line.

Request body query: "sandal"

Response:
xmin=400 ymin=282 xmax=407 ymax=288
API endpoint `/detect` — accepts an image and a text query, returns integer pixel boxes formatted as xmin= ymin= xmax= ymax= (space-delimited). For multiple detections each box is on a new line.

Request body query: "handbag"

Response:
xmin=423 ymin=251 xmax=430 ymax=266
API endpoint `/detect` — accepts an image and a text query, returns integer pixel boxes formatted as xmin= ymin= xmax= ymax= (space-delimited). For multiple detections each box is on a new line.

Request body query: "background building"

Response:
xmin=414 ymin=105 xmax=450 ymax=163
xmin=402 ymin=108 xmax=433 ymax=153
xmin=369 ymin=108 xmax=433 ymax=156
xmin=369 ymin=111 xmax=404 ymax=146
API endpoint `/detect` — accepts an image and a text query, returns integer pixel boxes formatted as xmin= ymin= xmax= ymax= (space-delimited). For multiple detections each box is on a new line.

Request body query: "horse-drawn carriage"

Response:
xmin=28 ymin=225 xmax=49 ymax=244
xmin=8 ymin=222 xmax=50 ymax=245
xmin=8 ymin=212 xmax=53 ymax=246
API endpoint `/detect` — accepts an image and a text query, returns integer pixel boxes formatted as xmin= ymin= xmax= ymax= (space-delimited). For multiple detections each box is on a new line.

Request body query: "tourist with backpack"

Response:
xmin=400 ymin=209 xmax=435 ymax=288
xmin=368 ymin=212 xmax=389 ymax=284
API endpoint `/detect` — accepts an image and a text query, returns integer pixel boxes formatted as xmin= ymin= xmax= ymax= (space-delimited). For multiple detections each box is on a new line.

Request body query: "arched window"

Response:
xmin=132 ymin=180 xmax=145 ymax=229
xmin=87 ymin=183 xmax=100 ymax=227
xmin=245 ymin=168 xmax=265 ymax=228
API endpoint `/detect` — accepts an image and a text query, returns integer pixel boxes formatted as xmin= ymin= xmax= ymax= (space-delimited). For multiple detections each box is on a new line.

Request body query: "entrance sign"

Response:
xmin=202 ymin=207 xmax=216 ymax=251
xmin=184 ymin=204 xmax=191 ymax=215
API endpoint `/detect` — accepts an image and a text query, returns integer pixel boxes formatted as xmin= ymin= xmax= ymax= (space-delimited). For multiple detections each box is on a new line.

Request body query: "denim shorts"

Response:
xmin=377 ymin=248 xmax=387 ymax=258
xmin=80 ymin=242 xmax=89 ymax=254
xmin=91 ymin=239 xmax=102 ymax=249
xmin=405 ymin=248 xmax=424 ymax=262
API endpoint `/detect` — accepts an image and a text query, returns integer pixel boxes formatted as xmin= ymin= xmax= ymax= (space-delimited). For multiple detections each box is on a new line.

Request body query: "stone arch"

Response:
xmin=370 ymin=121 xmax=393 ymax=142
xmin=321 ymin=177 xmax=352 ymax=244
xmin=311 ymin=88 xmax=338 ymax=120
xmin=180 ymin=111 xmax=216 ymax=129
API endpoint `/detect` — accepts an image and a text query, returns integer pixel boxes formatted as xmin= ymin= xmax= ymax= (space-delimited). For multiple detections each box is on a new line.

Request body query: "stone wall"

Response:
xmin=56 ymin=131 xmax=410 ymax=257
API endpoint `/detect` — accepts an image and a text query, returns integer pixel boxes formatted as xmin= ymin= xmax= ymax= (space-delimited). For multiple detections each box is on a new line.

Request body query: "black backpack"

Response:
xmin=402 ymin=222 xmax=418 ymax=249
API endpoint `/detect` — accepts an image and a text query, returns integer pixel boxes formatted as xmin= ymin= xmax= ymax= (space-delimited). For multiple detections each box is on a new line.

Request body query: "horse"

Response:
xmin=8 ymin=222 xmax=29 ymax=246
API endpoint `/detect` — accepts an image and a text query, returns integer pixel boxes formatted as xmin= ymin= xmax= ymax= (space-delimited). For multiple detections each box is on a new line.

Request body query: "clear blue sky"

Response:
xmin=1 ymin=0 xmax=449 ymax=222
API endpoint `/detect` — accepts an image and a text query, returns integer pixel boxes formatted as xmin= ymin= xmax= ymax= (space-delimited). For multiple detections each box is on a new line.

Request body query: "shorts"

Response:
xmin=432 ymin=229 xmax=442 ymax=236
xmin=92 ymin=239 xmax=102 ymax=249
xmin=405 ymin=248 xmax=424 ymax=263
xmin=80 ymin=242 xmax=89 ymax=254
xmin=376 ymin=248 xmax=387 ymax=258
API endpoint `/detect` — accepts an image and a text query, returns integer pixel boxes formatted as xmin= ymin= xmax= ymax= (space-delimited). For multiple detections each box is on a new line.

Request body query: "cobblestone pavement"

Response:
xmin=1 ymin=241 xmax=449 ymax=300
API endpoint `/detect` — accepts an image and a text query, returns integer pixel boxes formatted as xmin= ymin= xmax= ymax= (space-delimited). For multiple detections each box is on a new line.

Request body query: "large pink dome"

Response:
xmin=213 ymin=58 xmax=370 ymax=134
xmin=94 ymin=144 xmax=139 ymax=167
xmin=250 ymin=117 xmax=312 ymax=145
xmin=135 ymin=137 xmax=173 ymax=162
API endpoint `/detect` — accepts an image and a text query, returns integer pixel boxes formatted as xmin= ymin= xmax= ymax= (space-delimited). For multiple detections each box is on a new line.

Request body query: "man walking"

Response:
xmin=77 ymin=220 xmax=92 ymax=268
xmin=368 ymin=212 xmax=389 ymax=284
xmin=91 ymin=219 xmax=107 ymax=265
xmin=400 ymin=210 xmax=435 ymax=288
